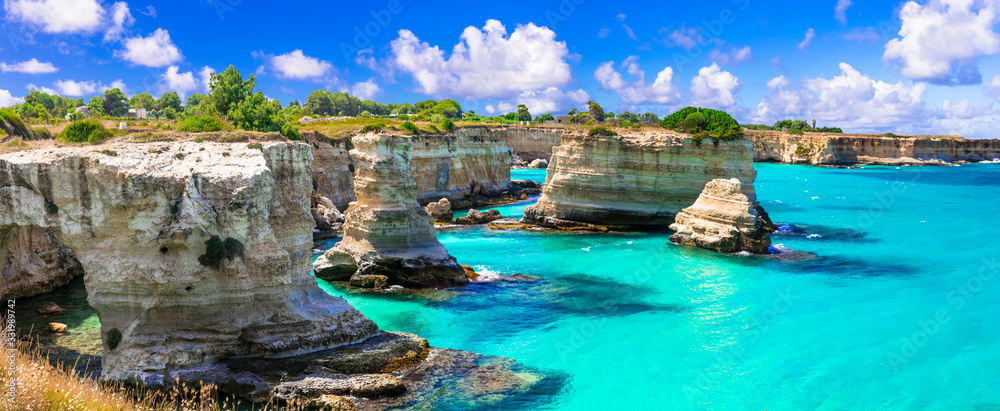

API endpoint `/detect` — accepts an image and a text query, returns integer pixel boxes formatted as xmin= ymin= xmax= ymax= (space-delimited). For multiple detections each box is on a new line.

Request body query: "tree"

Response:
xmin=587 ymin=101 xmax=605 ymax=122
xmin=431 ymin=99 xmax=463 ymax=119
xmin=162 ymin=106 xmax=178 ymax=119
xmin=641 ymin=112 xmax=660 ymax=123
xmin=129 ymin=92 xmax=156 ymax=110
xmin=618 ymin=111 xmax=639 ymax=123
xmin=516 ymin=104 xmax=531 ymax=122
xmin=536 ymin=113 xmax=555 ymax=122
xmin=24 ymin=91 xmax=55 ymax=112
xmin=206 ymin=65 xmax=256 ymax=116
xmin=156 ymin=92 xmax=182 ymax=112
xmin=186 ymin=93 xmax=206 ymax=109
xmin=87 ymin=96 xmax=105 ymax=117
xmin=568 ymin=108 xmax=578 ymax=116
xmin=681 ymin=112 xmax=706 ymax=132
xmin=103 ymin=88 xmax=128 ymax=117
xmin=35 ymin=104 xmax=49 ymax=124
xmin=305 ymin=90 xmax=334 ymax=116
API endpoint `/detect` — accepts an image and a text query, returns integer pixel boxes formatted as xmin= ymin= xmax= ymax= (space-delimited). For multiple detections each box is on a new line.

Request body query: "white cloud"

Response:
xmin=990 ymin=75 xmax=1000 ymax=98
xmin=690 ymin=63 xmax=741 ymax=109
xmin=158 ymin=65 xmax=214 ymax=101
xmin=667 ymin=26 xmax=704 ymax=49
xmin=350 ymin=78 xmax=381 ymax=100
xmin=139 ymin=5 xmax=155 ymax=17
xmin=116 ymin=29 xmax=183 ymax=67
xmin=835 ymin=0 xmax=853 ymax=25
xmin=0 ymin=89 xmax=24 ymax=107
xmin=271 ymin=50 xmax=333 ymax=80
xmin=616 ymin=14 xmax=638 ymax=41
xmin=598 ymin=28 xmax=611 ymax=38
xmin=753 ymin=76 xmax=810 ymax=122
xmin=3 ymin=0 xmax=105 ymax=33
xmin=199 ymin=66 xmax=214 ymax=94
xmin=514 ymin=87 xmax=589 ymax=114
xmin=29 ymin=79 xmax=126 ymax=97
xmin=389 ymin=19 xmax=574 ymax=100
xmin=103 ymin=1 xmax=133 ymax=42
xmin=0 ymin=58 xmax=57 ymax=74
xmin=709 ymin=45 xmax=752 ymax=66
xmin=799 ymin=28 xmax=816 ymax=50
xmin=884 ymin=0 xmax=1000 ymax=85
xmin=594 ymin=56 xmax=681 ymax=106
xmin=753 ymin=63 xmax=930 ymax=131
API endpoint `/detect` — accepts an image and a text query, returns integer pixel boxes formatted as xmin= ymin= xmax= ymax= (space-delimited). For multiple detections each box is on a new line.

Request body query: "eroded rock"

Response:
xmin=455 ymin=209 xmax=502 ymax=225
xmin=424 ymin=198 xmax=453 ymax=223
xmin=1 ymin=225 xmax=84 ymax=299
xmin=669 ymin=178 xmax=775 ymax=254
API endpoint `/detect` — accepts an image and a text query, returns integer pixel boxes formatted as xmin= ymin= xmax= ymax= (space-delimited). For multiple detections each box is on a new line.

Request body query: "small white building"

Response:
xmin=127 ymin=108 xmax=148 ymax=119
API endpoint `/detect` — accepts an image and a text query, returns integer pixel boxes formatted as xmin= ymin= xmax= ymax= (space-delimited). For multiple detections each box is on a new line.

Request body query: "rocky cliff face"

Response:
xmin=750 ymin=130 xmax=1000 ymax=165
xmin=497 ymin=126 xmax=562 ymax=163
xmin=669 ymin=178 xmax=774 ymax=254
xmin=522 ymin=131 xmax=757 ymax=228
xmin=0 ymin=225 xmax=84 ymax=299
xmin=409 ymin=127 xmax=511 ymax=204
xmin=304 ymin=132 xmax=357 ymax=211
xmin=316 ymin=133 xmax=468 ymax=288
xmin=0 ymin=142 xmax=378 ymax=383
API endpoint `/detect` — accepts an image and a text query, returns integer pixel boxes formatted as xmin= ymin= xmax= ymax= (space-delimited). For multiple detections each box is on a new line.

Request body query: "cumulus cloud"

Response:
xmin=271 ymin=50 xmax=333 ymax=80
xmin=0 ymin=58 xmax=57 ymax=74
xmin=884 ymin=0 xmax=1000 ymax=85
xmin=709 ymin=45 xmax=752 ymax=66
xmin=29 ymin=79 xmax=126 ymax=97
xmin=690 ymin=63 xmax=741 ymax=109
xmin=3 ymin=0 xmax=105 ymax=33
xmin=159 ymin=66 xmax=212 ymax=100
xmin=834 ymin=0 xmax=853 ymax=25
xmin=350 ymin=78 xmax=381 ymax=100
xmin=594 ymin=56 xmax=681 ymax=106
xmin=103 ymin=1 xmax=133 ymax=42
xmin=514 ymin=87 xmax=590 ymax=114
xmin=389 ymin=19 xmax=574 ymax=100
xmin=0 ymin=89 xmax=24 ymax=107
xmin=753 ymin=63 xmax=930 ymax=130
xmin=799 ymin=28 xmax=816 ymax=50
xmin=116 ymin=29 xmax=183 ymax=67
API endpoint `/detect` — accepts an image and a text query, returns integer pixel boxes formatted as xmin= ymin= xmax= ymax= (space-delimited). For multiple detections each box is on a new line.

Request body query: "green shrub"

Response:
xmin=178 ymin=116 xmax=224 ymax=133
xmin=884 ymin=132 xmax=896 ymax=137
xmin=0 ymin=108 xmax=32 ymax=138
xmin=428 ymin=125 xmax=439 ymax=133
xmin=661 ymin=107 xmax=743 ymax=142
xmin=106 ymin=328 xmax=122 ymax=350
xmin=281 ymin=123 xmax=301 ymax=140
xmin=58 ymin=120 xmax=111 ymax=144
xmin=400 ymin=121 xmax=419 ymax=135
xmin=789 ymin=129 xmax=805 ymax=135
xmin=198 ymin=236 xmax=245 ymax=269
xmin=247 ymin=142 xmax=263 ymax=150
xmin=48 ymin=202 xmax=58 ymax=214
xmin=359 ymin=123 xmax=384 ymax=133
xmin=588 ymin=126 xmax=617 ymax=137
xmin=441 ymin=118 xmax=455 ymax=132
xmin=93 ymin=149 xmax=117 ymax=156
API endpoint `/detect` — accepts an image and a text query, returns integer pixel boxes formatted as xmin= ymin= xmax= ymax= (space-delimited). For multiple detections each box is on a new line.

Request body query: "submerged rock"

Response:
xmin=38 ymin=302 xmax=64 ymax=315
xmin=313 ymin=249 xmax=359 ymax=282
xmin=317 ymin=133 xmax=468 ymax=289
xmin=424 ymin=198 xmax=454 ymax=223
xmin=455 ymin=209 xmax=502 ymax=225
xmin=669 ymin=178 xmax=775 ymax=254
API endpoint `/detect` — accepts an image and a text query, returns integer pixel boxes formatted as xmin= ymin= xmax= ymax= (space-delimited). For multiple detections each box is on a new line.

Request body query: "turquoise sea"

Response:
xmin=318 ymin=163 xmax=1000 ymax=410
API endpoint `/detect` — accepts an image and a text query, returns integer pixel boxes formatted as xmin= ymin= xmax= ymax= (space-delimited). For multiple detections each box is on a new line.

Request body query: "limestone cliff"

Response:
xmin=669 ymin=178 xmax=774 ymax=254
xmin=522 ymin=130 xmax=757 ymax=228
xmin=303 ymin=132 xmax=356 ymax=210
xmin=316 ymin=133 xmax=468 ymax=288
xmin=0 ymin=142 xmax=378 ymax=383
xmin=497 ymin=126 xmax=562 ymax=163
xmin=409 ymin=126 xmax=511 ymax=204
xmin=750 ymin=130 xmax=1000 ymax=165
xmin=0 ymin=225 xmax=84 ymax=299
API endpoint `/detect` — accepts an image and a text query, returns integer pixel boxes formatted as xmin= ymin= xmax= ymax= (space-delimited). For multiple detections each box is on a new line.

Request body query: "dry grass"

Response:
xmin=0 ymin=340 xmax=310 ymax=411
xmin=0 ymin=138 xmax=31 ymax=154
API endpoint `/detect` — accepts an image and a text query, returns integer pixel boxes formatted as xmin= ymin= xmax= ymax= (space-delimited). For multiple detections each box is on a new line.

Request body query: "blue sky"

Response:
xmin=2 ymin=0 xmax=999 ymax=137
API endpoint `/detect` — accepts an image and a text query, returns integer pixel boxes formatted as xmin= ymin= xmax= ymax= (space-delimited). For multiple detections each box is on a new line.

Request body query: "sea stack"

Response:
xmin=314 ymin=133 xmax=468 ymax=288
xmin=0 ymin=141 xmax=379 ymax=384
xmin=669 ymin=178 xmax=775 ymax=254
xmin=522 ymin=130 xmax=757 ymax=229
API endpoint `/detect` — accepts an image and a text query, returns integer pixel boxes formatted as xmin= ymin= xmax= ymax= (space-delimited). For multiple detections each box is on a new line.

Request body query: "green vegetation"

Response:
xmin=662 ymin=107 xmax=743 ymax=144
xmin=0 ymin=108 xmax=32 ymax=138
xmin=198 ymin=235 xmax=245 ymax=269
xmin=441 ymin=118 xmax=455 ymax=132
xmin=48 ymin=202 xmax=58 ymax=214
xmin=203 ymin=65 xmax=301 ymax=140
xmin=359 ymin=123 xmax=385 ymax=133
xmin=744 ymin=119 xmax=843 ymax=133
xmin=93 ymin=149 xmax=117 ymax=156
xmin=884 ymin=133 xmax=896 ymax=137
xmin=536 ymin=113 xmax=555 ymax=122
xmin=58 ymin=120 xmax=111 ymax=144
xmin=588 ymin=126 xmax=617 ymax=137
xmin=789 ymin=129 xmax=804 ymax=135
xmin=106 ymin=328 xmax=123 ymax=350
xmin=177 ymin=115 xmax=225 ymax=132
xmin=400 ymin=121 xmax=419 ymax=135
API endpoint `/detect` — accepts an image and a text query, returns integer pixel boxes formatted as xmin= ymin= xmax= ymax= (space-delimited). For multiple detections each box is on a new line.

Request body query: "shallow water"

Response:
xmin=323 ymin=164 xmax=1000 ymax=410
xmin=18 ymin=164 xmax=1000 ymax=410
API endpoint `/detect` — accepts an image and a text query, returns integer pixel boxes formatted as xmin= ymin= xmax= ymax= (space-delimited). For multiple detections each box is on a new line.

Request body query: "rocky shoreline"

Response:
xmin=749 ymin=130 xmax=1000 ymax=166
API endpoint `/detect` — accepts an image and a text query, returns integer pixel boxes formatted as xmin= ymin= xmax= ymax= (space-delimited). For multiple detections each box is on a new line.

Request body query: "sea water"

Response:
xmin=318 ymin=163 xmax=1000 ymax=410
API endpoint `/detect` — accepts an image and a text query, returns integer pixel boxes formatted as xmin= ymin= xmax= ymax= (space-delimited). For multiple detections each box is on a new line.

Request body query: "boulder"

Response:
xmin=48 ymin=322 xmax=67 ymax=333
xmin=38 ymin=302 xmax=64 ymax=315
xmin=313 ymin=249 xmax=359 ymax=281
xmin=274 ymin=374 xmax=406 ymax=400
xmin=455 ymin=209 xmax=502 ymax=225
xmin=423 ymin=198 xmax=453 ymax=223
xmin=528 ymin=158 xmax=548 ymax=168
xmin=669 ymin=178 xmax=774 ymax=254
